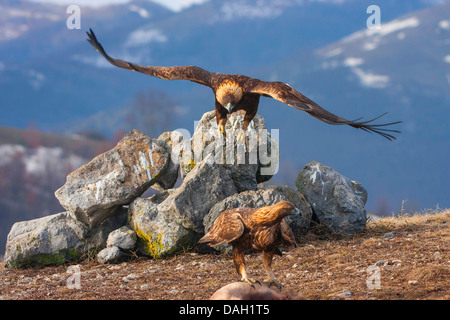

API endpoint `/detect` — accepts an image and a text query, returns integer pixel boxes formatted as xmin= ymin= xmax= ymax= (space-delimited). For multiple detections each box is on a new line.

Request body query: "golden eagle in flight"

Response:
xmin=199 ymin=201 xmax=299 ymax=289
xmin=87 ymin=29 xmax=401 ymax=142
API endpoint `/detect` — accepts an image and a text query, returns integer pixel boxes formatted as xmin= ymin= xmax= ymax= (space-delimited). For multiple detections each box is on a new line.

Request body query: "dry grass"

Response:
xmin=1 ymin=209 xmax=449 ymax=300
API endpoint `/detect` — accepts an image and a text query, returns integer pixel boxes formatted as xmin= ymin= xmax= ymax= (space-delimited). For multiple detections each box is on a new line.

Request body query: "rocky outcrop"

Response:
xmin=55 ymin=130 xmax=169 ymax=227
xmin=128 ymin=154 xmax=238 ymax=258
xmin=295 ymin=161 xmax=368 ymax=235
xmin=180 ymin=111 xmax=279 ymax=191
xmin=4 ymin=110 xmax=370 ymax=269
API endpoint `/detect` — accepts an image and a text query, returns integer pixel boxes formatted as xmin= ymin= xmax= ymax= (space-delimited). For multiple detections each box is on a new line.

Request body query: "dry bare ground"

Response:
xmin=0 ymin=209 xmax=448 ymax=300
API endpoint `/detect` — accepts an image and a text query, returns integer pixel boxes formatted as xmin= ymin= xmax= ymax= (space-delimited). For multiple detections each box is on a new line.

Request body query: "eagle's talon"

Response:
xmin=241 ymin=277 xmax=259 ymax=289
xmin=236 ymin=129 xmax=246 ymax=144
xmin=217 ymin=124 xmax=226 ymax=139
xmin=232 ymin=117 xmax=240 ymax=130
xmin=263 ymin=279 xmax=283 ymax=291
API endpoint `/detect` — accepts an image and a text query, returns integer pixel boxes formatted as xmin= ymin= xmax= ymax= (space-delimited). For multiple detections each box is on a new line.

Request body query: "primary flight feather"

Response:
xmin=87 ymin=29 xmax=401 ymax=141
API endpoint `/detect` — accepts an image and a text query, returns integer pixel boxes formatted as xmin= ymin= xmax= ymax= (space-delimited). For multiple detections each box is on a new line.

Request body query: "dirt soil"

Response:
xmin=1 ymin=210 xmax=449 ymax=300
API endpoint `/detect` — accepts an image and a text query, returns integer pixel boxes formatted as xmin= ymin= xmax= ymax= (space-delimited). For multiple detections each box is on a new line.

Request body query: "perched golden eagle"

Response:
xmin=87 ymin=29 xmax=401 ymax=142
xmin=199 ymin=201 xmax=299 ymax=288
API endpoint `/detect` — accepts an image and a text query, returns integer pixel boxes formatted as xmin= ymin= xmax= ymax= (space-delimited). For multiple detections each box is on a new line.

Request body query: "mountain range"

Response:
xmin=0 ymin=0 xmax=449 ymax=221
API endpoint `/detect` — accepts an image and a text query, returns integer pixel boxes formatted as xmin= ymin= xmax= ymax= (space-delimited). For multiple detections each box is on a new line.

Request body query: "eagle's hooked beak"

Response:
xmin=292 ymin=208 xmax=301 ymax=216
xmin=225 ymin=103 xmax=234 ymax=113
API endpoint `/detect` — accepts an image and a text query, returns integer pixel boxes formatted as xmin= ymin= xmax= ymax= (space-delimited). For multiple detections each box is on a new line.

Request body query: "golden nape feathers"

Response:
xmin=215 ymin=79 xmax=244 ymax=106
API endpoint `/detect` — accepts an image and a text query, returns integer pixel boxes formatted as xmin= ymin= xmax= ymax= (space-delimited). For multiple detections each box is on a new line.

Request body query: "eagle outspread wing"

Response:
xmin=199 ymin=209 xmax=246 ymax=246
xmin=86 ymin=29 xmax=214 ymax=87
xmin=245 ymin=80 xmax=401 ymax=141
xmin=87 ymin=28 xmax=400 ymax=141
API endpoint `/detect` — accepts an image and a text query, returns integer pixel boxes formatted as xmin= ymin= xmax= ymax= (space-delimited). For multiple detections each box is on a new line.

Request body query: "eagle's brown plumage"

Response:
xmin=87 ymin=29 xmax=401 ymax=141
xmin=199 ymin=201 xmax=299 ymax=288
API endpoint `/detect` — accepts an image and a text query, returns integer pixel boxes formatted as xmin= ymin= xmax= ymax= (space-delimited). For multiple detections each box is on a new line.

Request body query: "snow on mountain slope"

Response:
xmin=267 ymin=2 xmax=450 ymax=212
xmin=150 ymin=0 xmax=210 ymax=12
xmin=213 ymin=0 xmax=286 ymax=22
xmin=126 ymin=28 xmax=168 ymax=47
xmin=0 ymin=2 xmax=62 ymax=42
xmin=22 ymin=146 xmax=85 ymax=177
xmin=317 ymin=2 xmax=450 ymax=92
xmin=342 ymin=16 xmax=421 ymax=48
xmin=0 ymin=140 xmax=88 ymax=181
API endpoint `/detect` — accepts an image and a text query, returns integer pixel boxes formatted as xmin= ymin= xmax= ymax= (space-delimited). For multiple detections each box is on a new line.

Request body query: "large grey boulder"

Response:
xmin=203 ymin=185 xmax=313 ymax=252
xmin=128 ymin=154 xmax=238 ymax=258
xmin=295 ymin=161 xmax=368 ymax=235
xmin=151 ymin=130 xmax=184 ymax=191
xmin=55 ymin=130 xmax=169 ymax=227
xmin=179 ymin=111 xmax=279 ymax=191
xmin=4 ymin=208 xmax=127 ymax=268
xmin=128 ymin=196 xmax=194 ymax=259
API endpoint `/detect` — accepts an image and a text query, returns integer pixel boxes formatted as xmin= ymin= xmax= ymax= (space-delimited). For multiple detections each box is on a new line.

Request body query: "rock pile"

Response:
xmin=4 ymin=111 xmax=368 ymax=268
xmin=128 ymin=154 xmax=239 ymax=258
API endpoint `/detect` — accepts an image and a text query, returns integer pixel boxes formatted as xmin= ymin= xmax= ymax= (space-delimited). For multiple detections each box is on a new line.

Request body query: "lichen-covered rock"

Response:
xmin=128 ymin=154 xmax=238 ymax=258
xmin=180 ymin=111 xmax=279 ymax=191
xmin=295 ymin=161 xmax=368 ymax=235
xmin=106 ymin=226 xmax=137 ymax=250
xmin=203 ymin=185 xmax=313 ymax=252
xmin=55 ymin=130 xmax=169 ymax=227
xmin=128 ymin=197 xmax=197 ymax=259
xmin=4 ymin=208 xmax=127 ymax=268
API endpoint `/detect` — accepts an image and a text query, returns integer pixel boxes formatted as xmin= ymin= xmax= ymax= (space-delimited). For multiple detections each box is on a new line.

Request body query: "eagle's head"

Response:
xmin=254 ymin=201 xmax=300 ymax=225
xmin=271 ymin=201 xmax=300 ymax=219
xmin=216 ymin=80 xmax=244 ymax=113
